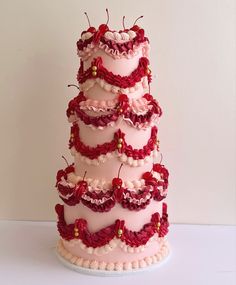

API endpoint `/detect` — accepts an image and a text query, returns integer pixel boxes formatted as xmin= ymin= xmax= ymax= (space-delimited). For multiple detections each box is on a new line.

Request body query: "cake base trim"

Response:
xmin=55 ymin=238 xmax=170 ymax=275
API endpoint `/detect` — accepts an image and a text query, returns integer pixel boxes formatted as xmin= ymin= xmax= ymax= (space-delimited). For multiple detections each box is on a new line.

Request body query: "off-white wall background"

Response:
xmin=0 ymin=0 xmax=235 ymax=224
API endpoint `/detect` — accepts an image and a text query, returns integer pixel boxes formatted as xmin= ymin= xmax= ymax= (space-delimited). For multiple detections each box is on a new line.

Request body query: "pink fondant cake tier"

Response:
xmin=55 ymin=14 xmax=170 ymax=274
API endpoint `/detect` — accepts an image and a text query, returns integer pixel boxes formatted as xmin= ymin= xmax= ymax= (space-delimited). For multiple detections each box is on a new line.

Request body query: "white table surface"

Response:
xmin=0 ymin=221 xmax=235 ymax=285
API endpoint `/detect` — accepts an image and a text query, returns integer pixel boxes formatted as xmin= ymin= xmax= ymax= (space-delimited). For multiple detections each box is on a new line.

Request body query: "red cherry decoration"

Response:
xmin=153 ymin=163 xmax=162 ymax=172
xmin=74 ymin=171 xmax=88 ymax=201
xmin=153 ymin=163 xmax=169 ymax=180
xmin=74 ymin=180 xmax=87 ymax=200
xmin=142 ymin=171 xmax=153 ymax=180
xmin=142 ymin=171 xmax=158 ymax=186
xmin=98 ymin=24 xmax=109 ymax=33
xmin=131 ymin=25 xmax=140 ymax=32
xmin=112 ymin=177 xmax=122 ymax=189
xmin=118 ymin=93 xmax=129 ymax=102
xmin=131 ymin=15 xmax=143 ymax=32
xmin=143 ymin=93 xmax=153 ymax=101
xmin=65 ymin=164 xmax=74 ymax=174
xmin=87 ymin=26 xmax=96 ymax=33
xmin=112 ymin=164 xmax=124 ymax=202
xmin=56 ymin=169 xmax=66 ymax=185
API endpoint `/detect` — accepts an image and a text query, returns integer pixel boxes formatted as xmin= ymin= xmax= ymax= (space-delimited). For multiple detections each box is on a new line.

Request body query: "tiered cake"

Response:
xmin=55 ymin=14 xmax=170 ymax=273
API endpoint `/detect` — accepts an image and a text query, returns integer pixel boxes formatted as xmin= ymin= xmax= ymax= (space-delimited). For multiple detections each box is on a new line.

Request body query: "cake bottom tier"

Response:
xmin=56 ymin=237 xmax=170 ymax=273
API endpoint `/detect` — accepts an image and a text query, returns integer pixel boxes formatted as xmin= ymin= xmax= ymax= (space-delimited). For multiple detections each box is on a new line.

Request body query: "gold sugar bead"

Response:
xmin=118 ymin=138 xmax=123 ymax=143
xmin=92 ymin=71 xmax=97 ymax=77
xmin=156 ymin=222 xmax=161 ymax=230
xmin=117 ymin=143 xmax=122 ymax=149
xmin=117 ymin=229 xmax=123 ymax=237
xmin=91 ymin=65 xmax=97 ymax=71
xmin=74 ymin=227 xmax=79 ymax=237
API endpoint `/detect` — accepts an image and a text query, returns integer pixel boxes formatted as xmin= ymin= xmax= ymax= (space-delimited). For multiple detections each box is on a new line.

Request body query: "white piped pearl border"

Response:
xmin=56 ymin=238 xmax=170 ymax=272
xmin=71 ymin=147 xmax=159 ymax=167
xmin=79 ymin=76 xmax=149 ymax=94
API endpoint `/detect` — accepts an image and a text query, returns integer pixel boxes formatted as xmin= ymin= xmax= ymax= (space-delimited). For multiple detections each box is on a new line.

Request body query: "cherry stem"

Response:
xmin=122 ymin=16 xmax=126 ymax=30
xmin=133 ymin=15 xmax=144 ymax=26
xmin=106 ymin=8 xmax=109 ymax=25
xmin=84 ymin=12 xmax=91 ymax=27
xmin=68 ymin=84 xmax=80 ymax=90
xmin=61 ymin=156 xmax=69 ymax=167
xmin=82 ymin=171 xmax=87 ymax=181
xmin=118 ymin=163 xmax=124 ymax=179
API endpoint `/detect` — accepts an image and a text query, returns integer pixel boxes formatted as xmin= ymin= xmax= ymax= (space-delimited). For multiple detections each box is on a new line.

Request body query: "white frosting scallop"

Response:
xmin=104 ymin=30 xmax=136 ymax=43
xmin=62 ymin=235 xmax=159 ymax=256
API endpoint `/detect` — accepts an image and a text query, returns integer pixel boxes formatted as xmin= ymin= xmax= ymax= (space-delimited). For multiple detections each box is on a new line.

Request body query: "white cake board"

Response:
xmin=55 ymin=247 xmax=171 ymax=277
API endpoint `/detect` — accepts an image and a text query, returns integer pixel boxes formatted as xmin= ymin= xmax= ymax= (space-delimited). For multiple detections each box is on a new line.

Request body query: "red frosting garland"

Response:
xmin=55 ymin=163 xmax=169 ymax=212
xmin=55 ymin=203 xmax=169 ymax=246
xmin=77 ymin=56 xmax=152 ymax=88
xmin=67 ymin=92 xmax=162 ymax=129
xmin=69 ymin=123 xmax=158 ymax=160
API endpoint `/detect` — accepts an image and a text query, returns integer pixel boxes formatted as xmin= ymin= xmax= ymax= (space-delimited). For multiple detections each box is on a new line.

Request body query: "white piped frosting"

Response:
xmin=104 ymin=30 xmax=136 ymax=43
xmin=79 ymin=76 xmax=149 ymax=94
xmin=56 ymin=238 xmax=170 ymax=271
xmin=71 ymin=147 xmax=159 ymax=167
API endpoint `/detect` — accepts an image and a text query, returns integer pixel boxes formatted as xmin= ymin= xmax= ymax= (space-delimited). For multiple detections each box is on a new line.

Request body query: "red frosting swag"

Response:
xmin=67 ymin=92 xmax=162 ymax=129
xmin=56 ymin=163 xmax=169 ymax=212
xmin=55 ymin=203 xmax=169 ymax=246
xmin=77 ymin=56 xmax=152 ymax=88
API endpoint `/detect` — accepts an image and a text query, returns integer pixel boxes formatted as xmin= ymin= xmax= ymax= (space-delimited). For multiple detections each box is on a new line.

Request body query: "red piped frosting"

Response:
xmin=55 ymin=163 xmax=169 ymax=212
xmin=66 ymin=92 xmax=162 ymax=129
xmin=69 ymin=123 xmax=158 ymax=160
xmin=77 ymin=56 xmax=152 ymax=88
xmin=77 ymin=26 xmax=149 ymax=53
xmin=55 ymin=203 xmax=169 ymax=245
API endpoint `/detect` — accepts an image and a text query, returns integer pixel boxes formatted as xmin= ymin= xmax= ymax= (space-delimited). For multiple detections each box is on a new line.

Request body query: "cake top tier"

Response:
xmin=77 ymin=24 xmax=149 ymax=48
xmin=77 ymin=12 xmax=149 ymax=58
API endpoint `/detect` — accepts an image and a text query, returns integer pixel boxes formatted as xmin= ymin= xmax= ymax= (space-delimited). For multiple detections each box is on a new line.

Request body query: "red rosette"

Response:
xmin=75 ymin=218 xmax=87 ymax=233
xmin=113 ymin=186 xmax=124 ymax=202
xmin=151 ymin=212 xmax=160 ymax=225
